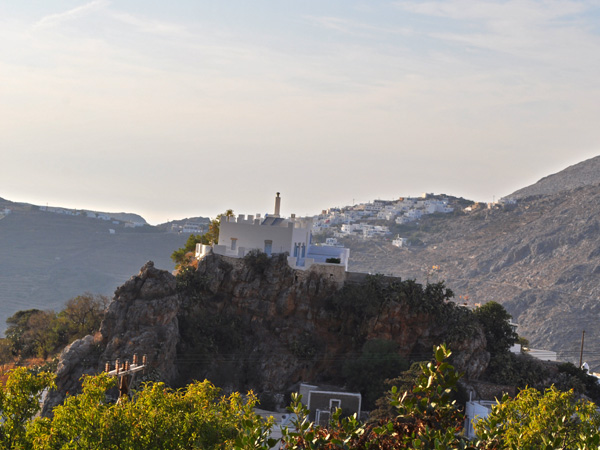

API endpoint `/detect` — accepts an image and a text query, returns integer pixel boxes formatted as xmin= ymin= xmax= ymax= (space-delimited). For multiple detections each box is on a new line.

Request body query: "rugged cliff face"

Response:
xmin=178 ymin=252 xmax=488 ymax=393
xmin=43 ymin=261 xmax=180 ymax=414
xmin=45 ymin=255 xmax=489 ymax=413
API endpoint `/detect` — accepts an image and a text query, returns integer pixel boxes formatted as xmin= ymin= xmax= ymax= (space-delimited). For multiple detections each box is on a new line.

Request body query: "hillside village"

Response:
xmin=311 ymin=194 xmax=509 ymax=245
xmin=313 ymin=194 xmax=455 ymax=236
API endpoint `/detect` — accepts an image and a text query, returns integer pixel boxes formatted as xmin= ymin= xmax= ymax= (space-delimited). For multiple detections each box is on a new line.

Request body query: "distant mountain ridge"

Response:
xmin=1 ymin=197 xmax=148 ymax=225
xmin=0 ymin=199 xmax=197 ymax=333
xmin=506 ymin=155 xmax=600 ymax=199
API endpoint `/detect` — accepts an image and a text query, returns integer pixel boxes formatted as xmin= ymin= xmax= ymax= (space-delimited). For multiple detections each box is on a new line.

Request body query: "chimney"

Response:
xmin=274 ymin=192 xmax=281 ymax=217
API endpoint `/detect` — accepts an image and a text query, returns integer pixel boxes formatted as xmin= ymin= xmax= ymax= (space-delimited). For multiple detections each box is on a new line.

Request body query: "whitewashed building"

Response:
xmin=196 ymin=193 xmax=350 ymax=270
xmin=464 ymin=400 xmax=495 ymax=439
xmin=392 ymin=236 xmax=408 ymax=248
xmin=182 ymin=223 xmax=204 ymax=234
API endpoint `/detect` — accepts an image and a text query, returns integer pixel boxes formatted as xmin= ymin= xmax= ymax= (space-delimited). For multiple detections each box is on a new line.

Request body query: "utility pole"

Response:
xmin=105 ymin=354 xmax=147 ymax=402
xmin=579 ymin=331 xmax=585 ymax=368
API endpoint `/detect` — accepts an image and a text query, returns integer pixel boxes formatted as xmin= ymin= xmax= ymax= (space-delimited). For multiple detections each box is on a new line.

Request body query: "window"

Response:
xmin=264 ymin=240 xmax=272 ymax=256
xmin=231 ymin=238 xmax=237 ymax=251
xmin=329 ymin=399 xmax=341 ymax=411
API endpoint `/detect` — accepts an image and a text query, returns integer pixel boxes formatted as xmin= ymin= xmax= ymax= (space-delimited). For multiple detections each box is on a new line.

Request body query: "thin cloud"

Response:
xmin=394 ymin=0 xmax=589 ymax=23
xmin=110 ymin=12 xmax=192 ymax=38
xmin=303 ymin=15 xmax=413 ymax=38
xmin=34 ymin=0 xmax=109 ymax=29
xmin=393 ymin=0 xmax=600 ymax=74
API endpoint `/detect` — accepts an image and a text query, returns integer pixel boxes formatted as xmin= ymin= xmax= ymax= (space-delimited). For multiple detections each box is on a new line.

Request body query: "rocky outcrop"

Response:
xmin=43 ymin=261 xmax=180 ymax=414
xmin=100 ymin=260 xmax=180 ymax=382
xmin=176 ymin=253 xmax=489 ymax=392
xmin=45 ymin=255 xmax=490 ymax=413
xmin=42 ymin=334 xmax=100 ymax=415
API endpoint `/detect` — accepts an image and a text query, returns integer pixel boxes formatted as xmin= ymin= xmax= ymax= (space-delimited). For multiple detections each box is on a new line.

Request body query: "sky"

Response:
xmin=2 ymin=1 xmax=600 ymax=224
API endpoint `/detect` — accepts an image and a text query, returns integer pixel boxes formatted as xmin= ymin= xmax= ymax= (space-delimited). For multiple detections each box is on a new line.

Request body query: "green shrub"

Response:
xmin=343 ymin=339 xmax=409 ymax=409
xmin=244 ymin=249 xmax=270 ymax=275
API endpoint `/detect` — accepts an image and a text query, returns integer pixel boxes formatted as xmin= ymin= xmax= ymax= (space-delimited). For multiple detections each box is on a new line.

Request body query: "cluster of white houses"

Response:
xmin=337 ymin=223 xmax=391 ymax=239
xmin=311 ymin=194 xmax=455 ymax=239
xmin=196 ymin=193 xmax=350 ymax=271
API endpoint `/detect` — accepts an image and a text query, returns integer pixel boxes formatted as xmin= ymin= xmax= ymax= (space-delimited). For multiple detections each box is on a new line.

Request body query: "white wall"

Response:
xmin=218 ymin=217 xmax=313 ymax=256
xmin=464 ymin=401 xmax=494 ymax=439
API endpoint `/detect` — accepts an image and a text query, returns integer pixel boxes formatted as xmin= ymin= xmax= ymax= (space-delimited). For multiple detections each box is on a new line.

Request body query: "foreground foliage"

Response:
xmin=0 ymin=368 xmax=55 ymax=449
xmin=1 ymin=369 xmax=273 ymax=450
xmin=476 ymin=386 xmax=600 ymax=449
xmin=31 ymin=375 xmax=274 ymax=450
xmin=281 ymin=345 xmax=474 ymax=450
xmin=4 ymin=345 xmax=600 ymax=449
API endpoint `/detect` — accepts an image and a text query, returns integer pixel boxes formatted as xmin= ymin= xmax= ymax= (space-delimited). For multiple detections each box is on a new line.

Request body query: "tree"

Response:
xmin=282 ymin=345 xmax=474 ymax=449
xmin=56 ymin=293 xmax=108 ymax=341
xmin=29 ymin=374 xmax=275 ymax=450
xmin=3 ymin=295 xmax=108 ymax=361
xmin=475 ymin=386 xmax=600 ymax=449
xmin=204 ymin=209 xmax=234 ymax=246
xmin=171 ymin=209 xmax=234 ymax=268
xmin=369 ymin=361 xmax=427 ymax=421
xmin=473 ymin=301 xmax=518 ymax=355
xmin=171 ymin=233 xmax=206 ymax=267
xmin=5 ymin=309 xmax=57 ymax=359
xmin=0 ymin=367 xmax=55 ymax=449
xmin=342 ymin=339 xmax=409 ymax=409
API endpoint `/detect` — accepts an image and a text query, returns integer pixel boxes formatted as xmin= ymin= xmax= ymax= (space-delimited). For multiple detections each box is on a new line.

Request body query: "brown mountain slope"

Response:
xmin=507 ymin=155 xmax=600 ymax=199
xmin=348 ymin=184 xmax=600 ymax=369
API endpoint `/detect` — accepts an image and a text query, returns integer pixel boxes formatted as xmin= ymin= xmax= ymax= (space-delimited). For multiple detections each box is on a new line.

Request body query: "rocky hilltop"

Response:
xmin=44 ymin=255 xmax=489 ymax=413
xmin=349 ymin=165 xmax=600 ymax=369
xmin=507 ymin=155 xmax=600 ymax=199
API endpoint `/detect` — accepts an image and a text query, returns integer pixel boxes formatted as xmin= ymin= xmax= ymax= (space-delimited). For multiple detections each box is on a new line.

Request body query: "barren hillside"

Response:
xmin=348 ymin=182 xmax=600 ymax=369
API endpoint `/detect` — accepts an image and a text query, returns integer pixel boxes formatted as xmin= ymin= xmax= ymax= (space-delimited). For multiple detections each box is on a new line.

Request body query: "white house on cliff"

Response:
xmin=196 ymin=193 xmax=350 ymax=270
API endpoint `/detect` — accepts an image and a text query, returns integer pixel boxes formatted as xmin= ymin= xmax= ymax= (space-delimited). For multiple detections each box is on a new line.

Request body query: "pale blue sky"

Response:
xmin=2 ymin=1 xmax=600 ymax=223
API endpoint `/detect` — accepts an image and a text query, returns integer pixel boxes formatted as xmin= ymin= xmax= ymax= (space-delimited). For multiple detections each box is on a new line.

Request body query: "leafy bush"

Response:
xmin=29 ymin=374 xmax=275 ymax=450
xmin=3 ymin=294 xmax=108 ymax=361
xmin=342 ymin=339 xmax=409 ymax=409
xmin=243 ymin=249 xmax=270 ymax=275
xmin=0 ymin=367 xmax=55 ymax=449
xmin=484 ymin=351 xmax=549 ymax=387
xmin=556 ymin=362 xmax=600 ymax=403
xmin=369 ymin=361 xmax=430 ymax=421
xmin=282 ymin=345 xmax=472 ymax=449
xmin=476 ymin=386 xmax=600 ymax=449
xmin=473 ymin=301 xmax=518 ymax=355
